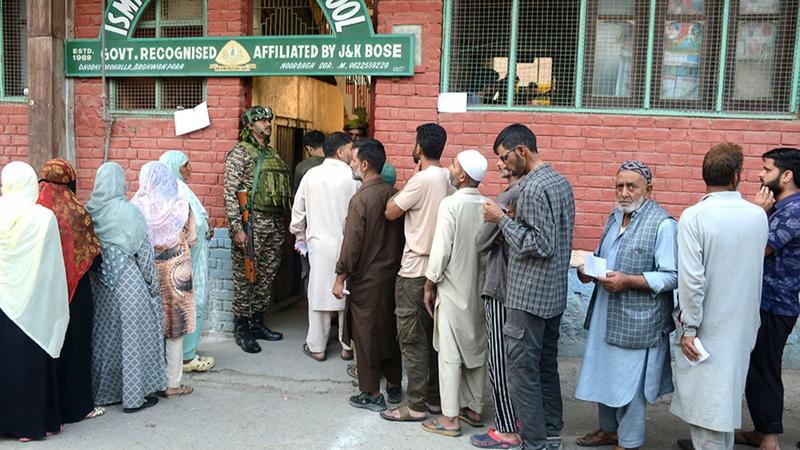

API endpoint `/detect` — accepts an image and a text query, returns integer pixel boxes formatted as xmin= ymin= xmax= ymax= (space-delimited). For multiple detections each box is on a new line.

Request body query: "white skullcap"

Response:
xmin=457 ymin=149 xmax=488 ymax=182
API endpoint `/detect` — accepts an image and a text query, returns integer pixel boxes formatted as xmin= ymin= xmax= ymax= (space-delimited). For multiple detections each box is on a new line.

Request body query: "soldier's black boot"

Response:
xmin=235 ymin=316 xmax=261 ymax=353
xmin=250 ymin=313 xmax=283 ymax=341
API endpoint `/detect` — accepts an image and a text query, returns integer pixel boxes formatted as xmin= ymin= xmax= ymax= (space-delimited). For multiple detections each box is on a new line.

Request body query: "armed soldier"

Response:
xmin=224 ymin=106 xmax=292 ymax=353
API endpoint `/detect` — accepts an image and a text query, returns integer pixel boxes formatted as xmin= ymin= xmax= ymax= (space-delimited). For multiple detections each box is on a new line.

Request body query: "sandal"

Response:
xmin=85 ymin=406 xmax=106 ymax=419
xmin=459 ymin=408 xmax=484 ymax=427
xmin=421 ymin=418 xmax=462 ymax=437
xmin=470 ymin=429 xmax=521 ymax=449
xmin=379 ymin=405 xmax=426 ymax=422
xmin=123 ymin=395 xmax=159 ymax=413
xmin=303 ymin=343 xmax=326 ymax=362
xmin=577 ymin=429 xmax=618 ymax=447
xmin=346 ymin=363 xmax=358 ymax=379
xmin=183 ymin=355 xmax=216 ymax=373
xmin=165 ymin=385 xmax=194 ymax=398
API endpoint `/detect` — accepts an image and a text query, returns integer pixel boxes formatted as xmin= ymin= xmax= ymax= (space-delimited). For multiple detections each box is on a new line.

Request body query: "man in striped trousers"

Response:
xmin=470 ymin=157 xmax=521 ymax=448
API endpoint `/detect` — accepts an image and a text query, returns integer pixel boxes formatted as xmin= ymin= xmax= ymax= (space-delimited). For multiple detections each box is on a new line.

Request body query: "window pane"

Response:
xmin=598 ymin=0 xmax=634 ymax=16
xmin=447 ymin=0 xmax=511 ymax=106
xmin=516 ymin=1 xmax=581 ymax=106
xmin=668 ymin=0 xmax=705 ymax=14
xmin=2 ymin=0 xmax=27 ymax=97
xmin=161 ymin=78 xmax=204 ymax=109
xmin=661 ymin=20 xmax=704 ymax=100
xmin=733 ymin=20 xmax=778 ymax=100
xmin=114 ymin=78 xmax=157 ymax=110
xmin=592 ymin=20 xmax=634 ymax=97
xmin=739 ymin=0 xmax=780 ymax=14
xmin=162 ymin=0 xmax=203 ymax=22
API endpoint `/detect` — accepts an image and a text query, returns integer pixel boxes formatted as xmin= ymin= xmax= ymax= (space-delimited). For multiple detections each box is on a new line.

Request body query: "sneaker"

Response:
xmin=386 ymin=386 xmax=402 ymax=404
xmin=545 ymin=436 xmax=561 ymax=449
xmin=349 ymin=392 xmax=387 ymax=412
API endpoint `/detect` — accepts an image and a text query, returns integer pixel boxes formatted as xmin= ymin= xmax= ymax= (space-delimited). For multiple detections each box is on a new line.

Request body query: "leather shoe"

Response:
xmin=250 ymin=315 xmax=283 ymax=341
xmin=577 ymin=429 xmax=618 ymax=447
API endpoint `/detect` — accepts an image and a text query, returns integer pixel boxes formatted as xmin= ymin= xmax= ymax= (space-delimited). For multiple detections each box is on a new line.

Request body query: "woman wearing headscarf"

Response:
xmin=37 ymin=159 xmax=104 ymax=423
xmin=131 ymin=161 xmax=197 ymax=398
xmin=159 ymin=151 xmax=215 ymax=373
xmin=0 ymin=161 xmax=69 ymax=441
xmin=86 ymin=162 xmax=165 ymax=413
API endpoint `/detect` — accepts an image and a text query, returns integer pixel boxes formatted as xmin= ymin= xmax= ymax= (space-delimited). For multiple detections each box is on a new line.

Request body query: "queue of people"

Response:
xmin=1 ymin=104 xmax=798 ymax=450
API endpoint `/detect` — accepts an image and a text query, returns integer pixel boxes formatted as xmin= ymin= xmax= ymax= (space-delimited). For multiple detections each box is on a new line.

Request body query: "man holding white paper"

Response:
xmin=671 ymin=143 xmax=768 ymax=450
xmin=575 ymin=160 xmax=677 ymax=450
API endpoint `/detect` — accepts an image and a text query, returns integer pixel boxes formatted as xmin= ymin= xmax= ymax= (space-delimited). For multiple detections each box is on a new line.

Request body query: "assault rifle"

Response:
xmin=235 ymin=190 xmax=257 ymax=284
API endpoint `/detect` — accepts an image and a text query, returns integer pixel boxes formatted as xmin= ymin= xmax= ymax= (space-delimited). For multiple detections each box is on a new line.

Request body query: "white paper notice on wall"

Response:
xmin=174 ymin=101 xmax=211 ymax=136
xmin=437 ymin=93 xmax=467 ymax=113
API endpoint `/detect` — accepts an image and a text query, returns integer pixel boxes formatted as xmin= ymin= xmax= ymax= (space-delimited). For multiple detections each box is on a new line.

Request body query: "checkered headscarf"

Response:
xmin=618 ymin=160 xmax=652 ymax=184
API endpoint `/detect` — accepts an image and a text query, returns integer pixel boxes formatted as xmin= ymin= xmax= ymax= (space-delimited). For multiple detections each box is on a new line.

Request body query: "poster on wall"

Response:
xmin=661 ymin=20 xmax=704 ymax=100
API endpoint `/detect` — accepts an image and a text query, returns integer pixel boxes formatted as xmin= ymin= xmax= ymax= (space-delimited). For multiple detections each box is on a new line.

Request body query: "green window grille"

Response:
xmin=442 ymin=0 xmax=800 ymax=118
xmin=0 ymin=0 xmax=27 ymax=101
xmin=111 ymin=0 xmax=207 ymax=115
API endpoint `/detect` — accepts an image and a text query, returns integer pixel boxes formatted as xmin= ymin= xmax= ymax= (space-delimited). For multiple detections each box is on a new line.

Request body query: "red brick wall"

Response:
xmin=0 ymin=103 xmax=29 ymax=167
xmin=375 ymin=0 xmax=800 ymax=250
xmin=73 ymin=0 xmax=250 ymax=226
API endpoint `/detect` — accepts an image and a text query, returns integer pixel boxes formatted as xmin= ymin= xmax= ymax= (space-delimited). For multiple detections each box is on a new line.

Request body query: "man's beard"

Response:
xmin=763 ymin=177 xmax=783 ymax=197
xmin=352 ymin=168 xmax=364 ymax=181
xmin=616 ymin=196 xmax=646 ymax=214
xmin=448 ymin=172 xmax=459 ymax=188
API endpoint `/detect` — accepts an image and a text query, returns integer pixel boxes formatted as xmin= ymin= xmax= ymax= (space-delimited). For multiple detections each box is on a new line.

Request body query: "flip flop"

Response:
xmin=379 ymin=405 xmax=426 ymax=422
xmin=421 ymin=419 xmax=462 ymax=437
xmin=303 ymin=343 xmax=326 ymax=362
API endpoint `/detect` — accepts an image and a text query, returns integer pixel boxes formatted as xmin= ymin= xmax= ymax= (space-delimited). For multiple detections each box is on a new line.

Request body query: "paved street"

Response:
xmin=5 ymin=302 xmax=799 ymax=449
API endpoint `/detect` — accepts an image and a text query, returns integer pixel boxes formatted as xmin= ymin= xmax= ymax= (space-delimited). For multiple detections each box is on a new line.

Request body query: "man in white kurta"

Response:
xmin=421 ymin=150 xmax=488 ymax=437
xmin=671 ymin=144 xmax=769 ymax=450
xmin=290 ymin=132 xmax=360 ymax=360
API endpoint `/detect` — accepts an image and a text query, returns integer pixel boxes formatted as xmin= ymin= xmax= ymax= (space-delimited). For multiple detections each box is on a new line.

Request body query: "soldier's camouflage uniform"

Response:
xmin=223 ymin=109 xmax=291 ymax=322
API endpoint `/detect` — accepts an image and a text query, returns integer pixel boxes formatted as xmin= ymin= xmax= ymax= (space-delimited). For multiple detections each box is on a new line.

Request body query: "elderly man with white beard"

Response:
xmin=574 ymin=160 xmax=678 ymax=450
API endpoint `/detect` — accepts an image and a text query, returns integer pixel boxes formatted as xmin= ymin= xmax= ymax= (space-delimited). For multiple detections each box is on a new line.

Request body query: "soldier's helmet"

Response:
xmin=241 ymin=106 xmax=274 ymax=128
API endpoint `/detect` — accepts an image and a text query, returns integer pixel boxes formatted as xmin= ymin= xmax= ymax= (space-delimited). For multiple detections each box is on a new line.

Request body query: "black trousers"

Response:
xmin=745 ymin=309 xmax=798 ymax=434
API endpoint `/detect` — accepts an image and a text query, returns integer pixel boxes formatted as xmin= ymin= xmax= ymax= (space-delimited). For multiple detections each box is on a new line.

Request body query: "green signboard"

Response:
xmin=65 ymin=0 xmax=414 ymax=77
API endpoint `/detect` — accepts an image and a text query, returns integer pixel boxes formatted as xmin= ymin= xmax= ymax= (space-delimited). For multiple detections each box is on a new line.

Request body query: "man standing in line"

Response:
xmin=343 ymin=119 xmax=397 ymax=187
xmin=294 ymin=130 xmax=326 ymax=296
xmin=574 ymin=161 xmax=677 ymax=450
xmin=419 ymin=150 xmax=489 ymax=437
xmin=333 ymin=138 xmax=404 ymax=412
xmin=671 ymin=143 xmax=769 ymax=450
xmin=469 ymin=157 xmax=521 ymax=449
xmin=483 ymin=123 xmax=575 ymax=450
xmin=380 ymin=123 xmax=451 ymax=422
xmin=223 ymin=106 xmax=291 ymax=353
xmin=736 ymin=148 xmax=800 ymax=450
xmin=290 ymin=132 xmax=359 ymax=362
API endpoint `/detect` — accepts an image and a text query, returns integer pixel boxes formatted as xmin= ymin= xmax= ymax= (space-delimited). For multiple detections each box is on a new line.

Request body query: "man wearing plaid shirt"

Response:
xmin=484 ymin=124 xmax=575 ymax=450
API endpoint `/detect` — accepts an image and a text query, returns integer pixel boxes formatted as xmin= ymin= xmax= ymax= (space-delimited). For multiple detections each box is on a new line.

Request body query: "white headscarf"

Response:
xmin=0 ymin=161 xmax=69 ymax=358
xmin=158 ymin=151 xmax=209 ymax=241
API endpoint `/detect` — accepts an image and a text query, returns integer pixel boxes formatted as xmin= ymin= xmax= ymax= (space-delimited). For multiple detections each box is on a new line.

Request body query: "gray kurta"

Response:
xmin=90 ymin=241 xmax=166 ymax=410
xmin=670 ymin=191 xmax=769 ymax=432
xmin=426 ymin=187 xmax=487 ymax=368
xmin=575 ymin=215 xmax=677 ymax=407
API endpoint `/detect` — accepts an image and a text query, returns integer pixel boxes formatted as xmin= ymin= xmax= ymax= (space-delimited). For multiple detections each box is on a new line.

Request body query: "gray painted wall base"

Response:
xmin=203 ymin=228 xmax=800 ymax=368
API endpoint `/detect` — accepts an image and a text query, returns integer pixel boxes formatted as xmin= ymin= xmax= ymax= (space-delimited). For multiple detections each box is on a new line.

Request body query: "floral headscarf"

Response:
xmin=37 ymin=159 xmax=101 ymax=302
xmin=131 ymin=161 xmax=190 ymax=248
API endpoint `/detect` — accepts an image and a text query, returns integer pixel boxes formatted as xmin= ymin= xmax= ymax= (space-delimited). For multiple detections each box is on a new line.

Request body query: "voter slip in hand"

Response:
xmin=685 ymin=337 xmax=711 ymax=367
xmin=294 ymin=241 xmax=308 ymax=256
xmin=583 ymin=254 xmax=609 ymax=279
